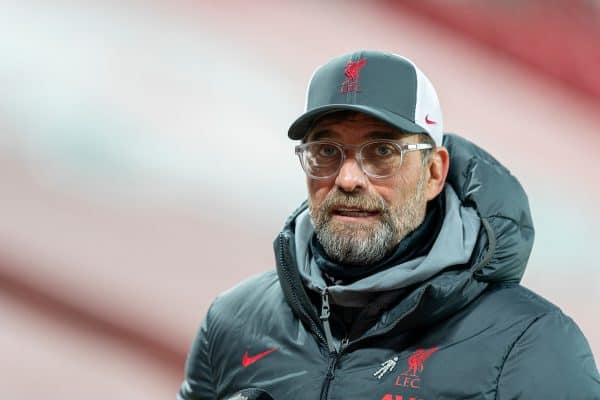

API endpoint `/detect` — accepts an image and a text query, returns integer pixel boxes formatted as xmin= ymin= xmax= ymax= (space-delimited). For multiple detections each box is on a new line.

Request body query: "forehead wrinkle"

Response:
xmin=364 ymin=130 xmax=411 ymax=141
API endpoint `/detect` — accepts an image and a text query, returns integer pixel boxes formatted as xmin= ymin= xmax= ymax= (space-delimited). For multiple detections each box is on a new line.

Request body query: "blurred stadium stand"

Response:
xmin=1 ymin=1 xmax=599 ymax=397
xmin=392 ymin=0 xmax=600 ymax=100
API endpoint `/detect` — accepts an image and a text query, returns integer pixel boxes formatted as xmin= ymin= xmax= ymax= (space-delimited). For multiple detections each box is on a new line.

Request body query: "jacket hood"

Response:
xmin=274 ymin=133 xmax=534 ymax=336
xmin=442 ymin=133 xmax=534 ymax=282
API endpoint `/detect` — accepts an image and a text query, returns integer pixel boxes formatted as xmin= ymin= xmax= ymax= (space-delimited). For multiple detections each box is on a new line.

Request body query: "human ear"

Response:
xmin=424 ymin=146 xmax=449 ymax=201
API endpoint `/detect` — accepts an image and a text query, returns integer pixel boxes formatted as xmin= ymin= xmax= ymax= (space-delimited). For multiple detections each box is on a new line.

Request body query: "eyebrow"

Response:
xmin=307 ymin=129 xmax=338 ymax=142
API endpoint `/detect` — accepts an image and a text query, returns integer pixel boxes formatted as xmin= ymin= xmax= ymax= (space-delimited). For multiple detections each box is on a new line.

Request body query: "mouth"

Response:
xmin=331 ymin=207 xmax=381 ymax=219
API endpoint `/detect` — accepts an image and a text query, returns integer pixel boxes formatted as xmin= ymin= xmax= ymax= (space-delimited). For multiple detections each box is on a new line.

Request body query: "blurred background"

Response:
xmin=1 ymin=0 xmax=599 ymax=398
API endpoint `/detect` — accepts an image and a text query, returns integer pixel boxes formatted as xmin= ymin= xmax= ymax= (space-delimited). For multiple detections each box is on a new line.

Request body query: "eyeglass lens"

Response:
xmin=302 ymin=142 xmax=403 ymax=178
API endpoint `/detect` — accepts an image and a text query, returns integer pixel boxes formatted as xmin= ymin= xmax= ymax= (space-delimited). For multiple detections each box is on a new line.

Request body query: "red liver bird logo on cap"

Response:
xmin=341 ymin=58 xmax=367 ymax=93
xmin=344 ymin=59 xmax=367 ymax=80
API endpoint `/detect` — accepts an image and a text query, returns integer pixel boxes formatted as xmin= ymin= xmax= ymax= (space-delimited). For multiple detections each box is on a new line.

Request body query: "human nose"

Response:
xmin=334 ymin=156 xmax=369 ymax=192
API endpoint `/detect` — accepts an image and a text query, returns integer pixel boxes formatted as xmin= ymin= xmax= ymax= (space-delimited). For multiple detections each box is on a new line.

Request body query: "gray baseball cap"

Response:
xmin=288 ymin=50 xmax=443 ymax=146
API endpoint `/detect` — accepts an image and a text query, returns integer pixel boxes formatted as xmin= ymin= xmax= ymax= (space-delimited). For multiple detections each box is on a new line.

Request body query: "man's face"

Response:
xmin=306 ymin=112 xmax=431 ymax=266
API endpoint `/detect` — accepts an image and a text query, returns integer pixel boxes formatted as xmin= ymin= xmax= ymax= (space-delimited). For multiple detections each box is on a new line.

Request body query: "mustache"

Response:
xmin=321 ymin=190 xmax=386 ymax=213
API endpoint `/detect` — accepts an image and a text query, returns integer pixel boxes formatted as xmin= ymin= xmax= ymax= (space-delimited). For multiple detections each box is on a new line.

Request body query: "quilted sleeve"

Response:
xmin=496 ymin=311 xmax=600 ymax=399
xmin=177 ymin=304 xmax=217 ymax=400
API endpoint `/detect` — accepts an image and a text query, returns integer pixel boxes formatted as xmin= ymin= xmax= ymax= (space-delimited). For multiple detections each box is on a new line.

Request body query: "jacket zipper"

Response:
xmin=278 ymin=234 xmax=339 ymax=399
xmin=319 ymin=288 xmax=337 ymax=353
xmin=320 ymin=352 xmax=339 ymax=400
xmin=277 ymin=234 xmax=328 ymax=347
xmin=319 ymin=288 xmax=349 ymax=400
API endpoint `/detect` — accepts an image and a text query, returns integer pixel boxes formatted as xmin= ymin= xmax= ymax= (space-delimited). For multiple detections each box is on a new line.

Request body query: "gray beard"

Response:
xmin=309 ymin=174 xmax=427 ymax=266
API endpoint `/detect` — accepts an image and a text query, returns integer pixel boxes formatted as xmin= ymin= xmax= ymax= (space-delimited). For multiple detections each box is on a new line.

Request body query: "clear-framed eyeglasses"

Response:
xmin=295 ymin=140 xmax=433 ymax=180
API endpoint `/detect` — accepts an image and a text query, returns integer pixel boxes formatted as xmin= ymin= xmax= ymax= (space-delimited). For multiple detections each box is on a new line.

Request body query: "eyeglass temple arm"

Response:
xmin=403 ymin=143 xmax=433 ymax=151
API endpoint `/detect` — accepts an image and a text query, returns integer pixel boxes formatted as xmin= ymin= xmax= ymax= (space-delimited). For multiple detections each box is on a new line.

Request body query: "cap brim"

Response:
xmin=288 ymin=104 xmax=426 ymax=140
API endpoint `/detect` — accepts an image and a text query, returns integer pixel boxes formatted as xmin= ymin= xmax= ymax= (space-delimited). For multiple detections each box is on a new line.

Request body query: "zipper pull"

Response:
xmin=320 ymin=289 xmax=337 ymax=354
xmin=340 ymin=337 xmax=349 ymax=351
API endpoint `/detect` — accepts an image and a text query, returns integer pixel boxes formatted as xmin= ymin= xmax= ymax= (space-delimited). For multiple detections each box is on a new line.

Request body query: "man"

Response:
xmin=179 ymin=50 xmax=600 ymax=399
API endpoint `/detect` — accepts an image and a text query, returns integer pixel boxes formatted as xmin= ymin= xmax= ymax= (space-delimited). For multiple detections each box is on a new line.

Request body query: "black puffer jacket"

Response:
xmin=179 ymin=134 xmax=600 ymax=400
